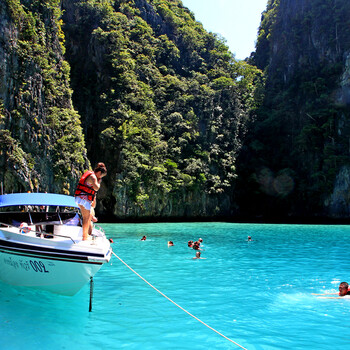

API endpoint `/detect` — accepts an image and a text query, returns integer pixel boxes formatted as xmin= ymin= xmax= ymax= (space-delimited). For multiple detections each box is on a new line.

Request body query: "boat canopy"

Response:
xmin=0 ymin=193 xmax=79 ymax=209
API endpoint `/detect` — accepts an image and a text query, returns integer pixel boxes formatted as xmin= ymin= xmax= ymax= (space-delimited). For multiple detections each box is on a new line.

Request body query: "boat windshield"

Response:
xmin=0 ymin=211 xmax=81 ymax=227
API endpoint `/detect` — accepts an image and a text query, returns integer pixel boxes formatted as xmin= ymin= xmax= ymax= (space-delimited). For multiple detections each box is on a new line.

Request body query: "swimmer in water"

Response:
xmin=313 ymin=282 xmax=350 ymax=298
xmin=192 ymin=241 xmax=202 ymax=250
xmin=193 ymin=251 xmax=206 ymax=259
xmin=339 ymin=282 xmax=350 ymax=296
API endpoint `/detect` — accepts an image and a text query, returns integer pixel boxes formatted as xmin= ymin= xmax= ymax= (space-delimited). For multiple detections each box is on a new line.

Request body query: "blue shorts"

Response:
xmin=75 ymin=196 xmax=92 ymax=211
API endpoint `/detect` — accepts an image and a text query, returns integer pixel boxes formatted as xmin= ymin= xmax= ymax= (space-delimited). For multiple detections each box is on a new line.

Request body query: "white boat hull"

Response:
xmin=0 ymin=225 xmax=112 ymax=296
xmin=0 ymin=250 xmax=104 ymax=295
xmin=0 ymin=192 xmax=113 ymax=296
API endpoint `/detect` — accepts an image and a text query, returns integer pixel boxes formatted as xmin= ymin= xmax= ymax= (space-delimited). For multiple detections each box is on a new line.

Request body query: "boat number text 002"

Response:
xmin=30 ymin=260 xmax=49 ymax=273
xmin=3 ymin=257 xmax=49 ymax=273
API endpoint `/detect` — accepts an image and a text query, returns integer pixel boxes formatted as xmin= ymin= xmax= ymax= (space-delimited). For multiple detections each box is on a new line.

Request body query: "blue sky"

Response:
xmin=181 ymin=0 xmax=268 ymax=60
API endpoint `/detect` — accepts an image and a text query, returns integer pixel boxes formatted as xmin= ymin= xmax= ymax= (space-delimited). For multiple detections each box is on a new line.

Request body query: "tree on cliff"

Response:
xmin=237 ymin=0 xmax=350 ymax=219
xmin=0 ymin=0 xmax=88 ymax=194
xmin=62 ymin=0 xmax=262 ymax=219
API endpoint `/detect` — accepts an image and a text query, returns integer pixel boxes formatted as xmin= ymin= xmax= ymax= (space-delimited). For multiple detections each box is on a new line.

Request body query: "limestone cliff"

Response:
xmin=61 ymin=0 xmax=258 ymax=219
xmin=1 ymin=0 xmax=258 ymax=219
xmin=237 ymin=0 xmax=350 ymax=219
xmin=0 ymin=0 xmax=88 ymax=194
xmin=4 ymin=0 xmax=350 ymax=221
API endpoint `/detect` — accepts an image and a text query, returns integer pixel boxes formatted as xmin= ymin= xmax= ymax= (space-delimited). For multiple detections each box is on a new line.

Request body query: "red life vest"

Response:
xmin=74 ymin=171 xmax=96 ymax=202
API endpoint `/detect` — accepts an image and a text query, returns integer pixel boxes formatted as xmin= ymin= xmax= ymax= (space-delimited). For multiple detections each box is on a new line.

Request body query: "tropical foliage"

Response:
xmin=62 ymin=0 xmax=261 ymax=217
xmin=3 ymin=0 xmax=349 ymax=220
xmin=1 ymin=0 xmax=88 ymax=194
xmin=238 ymin=0 xmax=350 ymax=218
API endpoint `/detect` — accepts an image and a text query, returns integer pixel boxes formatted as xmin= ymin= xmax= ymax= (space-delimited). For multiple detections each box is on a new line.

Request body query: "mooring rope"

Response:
xmin=111 ymin=251 xmax=248 ymax=350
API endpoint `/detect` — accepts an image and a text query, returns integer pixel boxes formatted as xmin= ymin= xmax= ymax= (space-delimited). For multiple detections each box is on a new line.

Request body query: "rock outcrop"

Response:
xmin=0 ymin=0 xmax=88 ymax=194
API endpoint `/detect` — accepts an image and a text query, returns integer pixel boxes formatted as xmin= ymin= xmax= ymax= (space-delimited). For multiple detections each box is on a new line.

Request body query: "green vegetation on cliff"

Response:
xmin=0 ymin=0 xmax=88 ymax=193
xmin=4 ymin=0 xmax=350 ymax=220
xmin=238 ymin=0 xmax=350 ymax=218
xmin=62 ymin=0 xmax=261 ymax=218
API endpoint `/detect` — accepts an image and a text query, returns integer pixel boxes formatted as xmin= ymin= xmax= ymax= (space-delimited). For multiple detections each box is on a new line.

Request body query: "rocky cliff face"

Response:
xmin=0 ymin=0 xmax=258 ymax=220
xmin=238 ymin=0 xmax=350 ymax=219
xmin=326 ymin=165 xmax=350 ymax=217
xmin=4 ymin=0 xmax=350 ymax=221
xmin=0 ymin=1 xmax=88 ymax=194
xmin=337 ymin=52 xmax=350 ymax=105
xmin=326 ymin=50 xmax=350 ymax=216
xmin=61 ymin=0 xmax=257 ymax=220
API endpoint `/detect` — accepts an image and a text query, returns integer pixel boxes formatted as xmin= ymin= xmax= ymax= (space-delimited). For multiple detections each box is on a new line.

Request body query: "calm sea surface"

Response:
xmin=1 ymin=222 xmax=350 ymax=349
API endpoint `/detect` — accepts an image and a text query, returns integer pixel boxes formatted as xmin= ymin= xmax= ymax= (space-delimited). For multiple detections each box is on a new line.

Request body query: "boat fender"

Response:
xmin=19 ymin=222 xmax=31 ymax=234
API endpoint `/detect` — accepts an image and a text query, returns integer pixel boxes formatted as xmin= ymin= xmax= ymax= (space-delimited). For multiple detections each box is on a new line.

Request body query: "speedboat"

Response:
xmin=0 ymin=192 xmax=112 ymax=296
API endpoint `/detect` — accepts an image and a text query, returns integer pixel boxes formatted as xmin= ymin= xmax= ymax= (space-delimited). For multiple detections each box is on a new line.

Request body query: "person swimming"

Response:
xmin=339 ymin=282 xmax=350 ymax=296
xmin=313 ymin=282 xmax=350 ymax=298
xmin=193 ymin=251 xmax=206 ymax=259
xmin=192 ymin=241 xmax=202 ymax=250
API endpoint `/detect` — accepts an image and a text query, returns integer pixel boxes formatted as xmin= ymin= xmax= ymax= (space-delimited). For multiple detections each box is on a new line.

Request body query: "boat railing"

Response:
xmin=93 ymin=224 xmax=105 ymax=235
xmin=0 ymin=221 xmax=78 ymax=244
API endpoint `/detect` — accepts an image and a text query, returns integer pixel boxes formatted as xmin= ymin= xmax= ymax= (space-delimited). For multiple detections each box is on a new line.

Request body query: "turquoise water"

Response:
xmin=1 ymin=222 xmax=350 ymax=349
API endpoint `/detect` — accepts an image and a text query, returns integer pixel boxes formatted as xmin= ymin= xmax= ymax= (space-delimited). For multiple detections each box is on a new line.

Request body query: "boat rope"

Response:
xmin=111 ymin=251 xmax=247 ymax=350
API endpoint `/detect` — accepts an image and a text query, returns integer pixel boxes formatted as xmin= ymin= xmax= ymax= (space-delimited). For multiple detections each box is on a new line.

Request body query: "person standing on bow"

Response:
xmin=74 ymin=162 xmax=107 ymax=240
